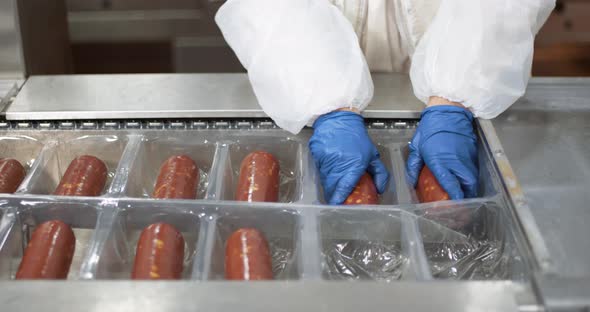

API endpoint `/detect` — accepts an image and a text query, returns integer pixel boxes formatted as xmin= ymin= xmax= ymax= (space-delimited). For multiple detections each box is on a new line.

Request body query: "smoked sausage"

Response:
xmin=417 ymin=166 xmax=471 ymax=229
xmin=225 ymin=228 xmax=273 ymax=280
xmin=344 ymin=173 xmax=378 ymax=205
xmin=152 ymin=155 xmax=199 ymax=199
xmin=132 ymin=223 xmax=185 ymax=280
xmin=235 ymin=151 xmax=279 ymax=202
xmin=416 ymin=166 xmax=450 ymax=203
xmin=16 ymin=220 xmax=75 ymax=279
xmin=0 ymin=159 xmax=26 ymax=193
xmin=54 ymin=155 xmax=107 ymax=196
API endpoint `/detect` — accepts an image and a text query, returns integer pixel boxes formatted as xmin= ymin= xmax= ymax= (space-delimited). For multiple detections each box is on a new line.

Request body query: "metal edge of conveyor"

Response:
xmin=0 ymin=280 xmax=523 ymax=312
xmin=478 ymin=119 xmax=554 ymax=272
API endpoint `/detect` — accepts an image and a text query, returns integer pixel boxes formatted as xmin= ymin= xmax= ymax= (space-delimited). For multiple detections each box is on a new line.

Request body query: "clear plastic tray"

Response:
xmin=0 ymin=135 xmax=45 ymax=192
xmin=17 ymin=135 xmax=129 ymax=196
xmin=0 ymin=128 xmax=531 ymax=283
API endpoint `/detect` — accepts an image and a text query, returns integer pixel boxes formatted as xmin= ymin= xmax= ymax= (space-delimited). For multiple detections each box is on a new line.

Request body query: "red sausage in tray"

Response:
xmin=235 ymin=151 xmax=279 ymax=202
xmin=152 ymin=155 xmax=199 ymax=199
xmin=344 ymin=173 xmax=378 ymax=205
xmin=416 ymin=166 xmax=471 ymax=229
xmin=0 ymin=159 xmax=26 ymax=193
xmin=132 ymin=223 xmax=185 ymax=280
xmin=416 ymin=166 xmax=450 ymax=203
xmin=54 ymin=155 xmax=107 ymax=196
xmin=16 ymin=220 xmax=75 ymax=279
xmin=225 ymin=228 xmax=273 ymax=280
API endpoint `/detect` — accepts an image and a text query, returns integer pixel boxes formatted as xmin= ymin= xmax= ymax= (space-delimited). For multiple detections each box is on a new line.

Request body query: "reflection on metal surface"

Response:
xmin=7 ymin=73 xmax=424 ymax=120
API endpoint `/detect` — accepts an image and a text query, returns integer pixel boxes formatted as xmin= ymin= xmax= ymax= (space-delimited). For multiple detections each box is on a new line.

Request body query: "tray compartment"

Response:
xmin=0 ymin=135 xmax=44 ymax=192
xmin=318 ymin=208 xmax=411 ymax=281
xmin=89 ymin=201 xmax=203 ymax=279
xmin=394 ymin=138 xmax=503 ymax=202
xmin=0 ymin=135 xmax=44 ymax=172
xmin=122 ymin=134 xmax=218 ymax=200
xmin=222 ymin=136 xmax=304 ymax=203
xmin=19 ymin=135 xmax=129 ymax=196
xmin=0 ymin=200 xmax=101 ymax=279
xmin=415 ymin=200 xmax=528 ymax=280
xmin=316 ymin=145 xmax=398 ymax=205
xmin=206 ymin=206 xmax=301 ymax=280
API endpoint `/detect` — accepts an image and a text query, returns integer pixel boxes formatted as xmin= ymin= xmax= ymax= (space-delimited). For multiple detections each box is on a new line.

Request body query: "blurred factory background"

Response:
xmin=2 ymin=0 xmax=590 ymax=77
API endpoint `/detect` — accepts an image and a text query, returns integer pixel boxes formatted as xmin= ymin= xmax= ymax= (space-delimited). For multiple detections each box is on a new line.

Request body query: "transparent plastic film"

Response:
xmin=319 ymin=209 xmax=409 ymax=281
xmin=415 ymin=201 xmax=526 ymax=280
xmin=322 ymin=239 xmax=406 ymax=282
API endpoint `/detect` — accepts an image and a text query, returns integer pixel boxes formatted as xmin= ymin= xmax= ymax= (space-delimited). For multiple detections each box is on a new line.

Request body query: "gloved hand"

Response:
xmin=407 ymin=105 xmax=478 ymax=199
xmin=310 ymin=111 xmax=390 ymax=205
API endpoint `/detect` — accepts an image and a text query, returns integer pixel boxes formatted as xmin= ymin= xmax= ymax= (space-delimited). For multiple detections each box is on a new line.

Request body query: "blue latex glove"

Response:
xmin=309 ymin=111 xmax=390 ymax=205
xmin=407 ymin=105 xmax=478 ymax=199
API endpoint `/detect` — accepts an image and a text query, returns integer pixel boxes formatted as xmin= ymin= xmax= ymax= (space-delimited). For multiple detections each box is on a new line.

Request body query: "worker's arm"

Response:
xmin=215 ymin=0 xmax=373 ymax=134
xmin=409 ymin=0 xmax=555 ymax=118
xmin=406 ymin=0 xmax=555 ymax=199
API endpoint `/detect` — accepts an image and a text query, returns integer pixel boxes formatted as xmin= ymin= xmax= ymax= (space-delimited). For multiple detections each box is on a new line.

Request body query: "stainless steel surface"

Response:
xmin=0 ymin=281 xmax=520 ymax=312
xmin=493 ymin=78 xmax=590 ymax=278
xmin=536 ymin=275 xmax=590 ymax=312
xmin=6 ymin=73 xmax=424 ymax=120
xmin=491 ymin=77 xmax=590 ymax=311
xmin=0 ymin=0 xmax=24 ymax=79
xmin=478 ymin=119 xmax=552 ymax=274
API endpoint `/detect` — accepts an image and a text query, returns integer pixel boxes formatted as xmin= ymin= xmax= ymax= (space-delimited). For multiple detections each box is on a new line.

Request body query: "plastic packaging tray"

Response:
xmin=0 ymin=128 xmax=529 ymax=282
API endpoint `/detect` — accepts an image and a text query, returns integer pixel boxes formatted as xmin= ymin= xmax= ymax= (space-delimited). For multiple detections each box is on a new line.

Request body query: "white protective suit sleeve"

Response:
xmin=410 ymin=0 xmax=555 ymax=119
xmin=215 ymin=0 xmax=373 ymax=134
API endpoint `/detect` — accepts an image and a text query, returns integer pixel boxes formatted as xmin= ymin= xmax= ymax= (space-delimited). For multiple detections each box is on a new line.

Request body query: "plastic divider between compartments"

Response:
xmin=16 ymin=141 xmax=58 ymax=194
xmin=78 ymin=202 xmax=119 ymax=279
xmin=107 ymin=135 xmax=143 ymax=196
xmin=299 ymin=144 xmax=321 ymax=205
xmin=0 ymin=207 xmax=17 ymax=279
xmin=391 ymin=143 xmax=416 ymax=204
xmin=191 ymin=214 xmax=217 ymax=280
xmin=299 ymin=207 xmax=322 ymax=279
xmin=205 ymin=143 xmax=231 ymax=200
xmin=400 ymin=210 xmax=432 ymax=280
